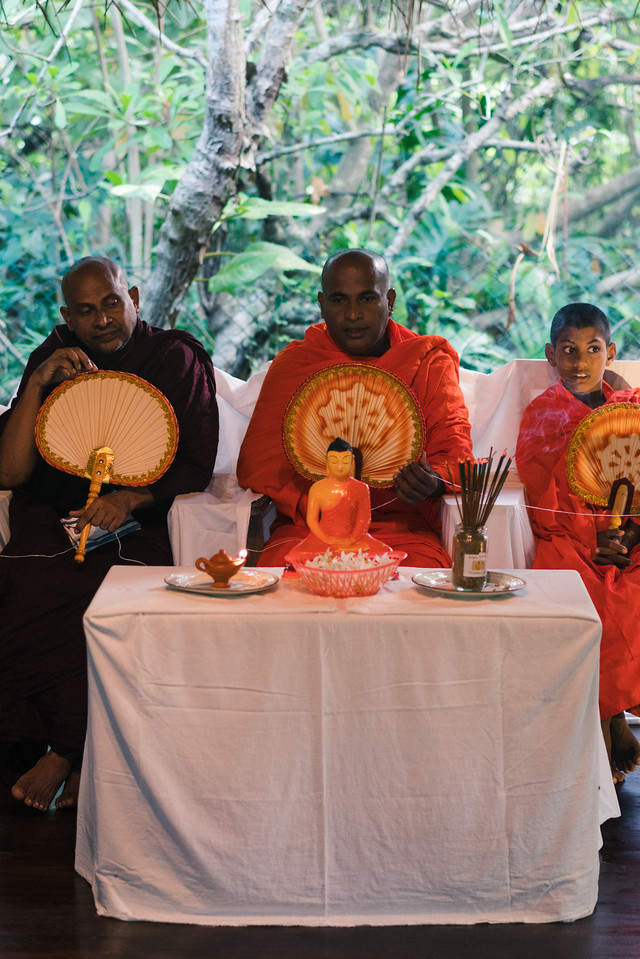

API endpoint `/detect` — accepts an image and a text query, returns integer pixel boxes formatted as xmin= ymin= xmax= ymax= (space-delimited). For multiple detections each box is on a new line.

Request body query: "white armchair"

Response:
xmin=167 ymin=365 xmax=273 ymax=566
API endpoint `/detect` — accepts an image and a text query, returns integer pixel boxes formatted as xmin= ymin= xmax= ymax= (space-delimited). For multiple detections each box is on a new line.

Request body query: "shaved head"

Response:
xmin=318 ymin=248 xmax=396 ymax=357
xmin=321 ymin=249 xmax=390 ymax=293
xmin=61 ymin=257 xmax=128 ymax=305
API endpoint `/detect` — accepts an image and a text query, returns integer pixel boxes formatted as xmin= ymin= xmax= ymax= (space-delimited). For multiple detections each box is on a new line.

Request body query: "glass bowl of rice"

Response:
xmin=291 ymin=549 xmax=407 ymax=598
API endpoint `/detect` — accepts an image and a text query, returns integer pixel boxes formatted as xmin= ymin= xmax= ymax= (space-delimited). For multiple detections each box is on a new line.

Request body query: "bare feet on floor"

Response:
xmin=55 ymin=770 xmax=80 ymax=809
xmin=602 ymin=717 xmax=625 ymax=785
xmin=611 ymin=713 xmax=640 ymax=780
xmin=11 ymin=751 xmax=71 ymax=811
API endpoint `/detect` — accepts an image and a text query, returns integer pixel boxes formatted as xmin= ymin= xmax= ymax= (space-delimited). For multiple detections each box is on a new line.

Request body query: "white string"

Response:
xmin=0 ymin=528 xmax=149 ymax=563
xmin=112 ymin=528 xmax=148 ymax=565
xmin=525 ymin=503 xmax=640 ymax=520
xmin=0 ymin=546 xmax=76 ymax=559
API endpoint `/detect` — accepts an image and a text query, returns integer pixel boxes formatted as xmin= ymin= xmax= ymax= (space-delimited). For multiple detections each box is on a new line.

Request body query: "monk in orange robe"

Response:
xmin=516 ymin=302 xmax=640 ymax=783
xmin=237 ymin=249 xmax=472 ymax=567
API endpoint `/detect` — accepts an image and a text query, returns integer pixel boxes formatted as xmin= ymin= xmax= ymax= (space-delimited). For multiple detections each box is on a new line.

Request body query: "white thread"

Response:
xmin=0 ymin=528 xmax=149 ymax=563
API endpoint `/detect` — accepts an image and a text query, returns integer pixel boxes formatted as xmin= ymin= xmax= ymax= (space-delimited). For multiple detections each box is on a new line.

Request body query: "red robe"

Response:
xmin=236 ymin=320 xmax=472 ymax=566
xmin=516 ymin=380 xmax=640 ymax=717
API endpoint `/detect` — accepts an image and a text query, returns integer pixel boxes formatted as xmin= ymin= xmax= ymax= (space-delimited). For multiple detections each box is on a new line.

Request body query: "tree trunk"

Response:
xmin=142 ymin=0 xmax=311 ymax=328
xmin=142 ymin=0 xmax=246 ymax=326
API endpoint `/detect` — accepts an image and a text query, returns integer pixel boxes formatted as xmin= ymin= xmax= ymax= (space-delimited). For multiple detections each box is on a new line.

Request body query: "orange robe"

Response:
xmin=286 ymin=478 xmax=390 ymax=566
xmin=516 ymin=380 xmax=640 ymax=717
xmin=236 ymin=320 xmax=472 ymax=566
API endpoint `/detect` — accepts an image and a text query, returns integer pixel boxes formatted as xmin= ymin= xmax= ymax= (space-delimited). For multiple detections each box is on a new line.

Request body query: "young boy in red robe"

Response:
xmin=516 ymin=303 xmax=640 ymax=784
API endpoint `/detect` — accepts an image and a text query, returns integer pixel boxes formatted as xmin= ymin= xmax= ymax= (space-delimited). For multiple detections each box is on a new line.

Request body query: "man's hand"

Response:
xmin=70 ymin=488 xmax=154 ymax=534
xmin=0 ymin=350 xmax=98 ymax=489
xmin=30 ymin=348 xmax=97 ymax=391
xmin=394 ymin=454 xmax=444 ymax=505
xmin=594 ymin=524 xmax=640 ymax=568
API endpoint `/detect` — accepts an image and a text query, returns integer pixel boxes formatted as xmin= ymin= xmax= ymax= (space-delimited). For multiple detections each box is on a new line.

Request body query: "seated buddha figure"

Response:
xmin=286 ymin=438 xmax=391 ymax=566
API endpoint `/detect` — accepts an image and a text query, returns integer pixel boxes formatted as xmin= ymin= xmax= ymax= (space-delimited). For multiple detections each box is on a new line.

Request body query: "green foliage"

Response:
xmin=206 ymin=242 xmax=320 ymax=294
xmin=3 ymin=0 xmax=640 ymax=401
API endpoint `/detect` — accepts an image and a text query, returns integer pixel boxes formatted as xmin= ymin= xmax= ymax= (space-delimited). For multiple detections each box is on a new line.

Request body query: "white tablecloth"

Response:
xmin=76 ymin=566 xmax=616 ymax=926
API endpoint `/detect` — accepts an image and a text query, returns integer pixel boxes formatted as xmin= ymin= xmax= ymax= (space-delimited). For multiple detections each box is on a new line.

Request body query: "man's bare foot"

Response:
xmin=55 ymin=770 xmax=80 ymax=809
xmin=601 ymin=716 xmax=623 ymax=784
xmin=611 ymin=713 xmax=640 ymax=775
xmin=11 ymin=751 xmax=71 ymax=811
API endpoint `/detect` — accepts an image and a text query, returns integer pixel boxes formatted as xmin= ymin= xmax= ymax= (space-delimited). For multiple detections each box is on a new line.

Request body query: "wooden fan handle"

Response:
xmin=74 ymin=500 xmax=96 ymax=564
xmin=74 ymin=447 xmax=113 ymax=564
xmin=608 ymin=481 xmax=632 ymax=531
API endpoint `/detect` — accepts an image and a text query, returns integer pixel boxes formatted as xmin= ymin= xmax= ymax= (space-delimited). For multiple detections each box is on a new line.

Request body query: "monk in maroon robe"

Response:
xmin=0 ymin=256 xmax=218 ymax=810
xmin=237 ymin=249 xmax=472 ymax=567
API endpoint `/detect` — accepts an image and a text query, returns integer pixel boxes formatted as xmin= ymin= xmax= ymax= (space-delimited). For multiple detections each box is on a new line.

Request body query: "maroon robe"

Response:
xmin=0 ymin=320 xmax=218 ymax=760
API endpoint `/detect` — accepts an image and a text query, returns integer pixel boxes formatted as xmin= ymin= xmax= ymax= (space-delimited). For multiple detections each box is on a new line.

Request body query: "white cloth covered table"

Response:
xmin=76 ymin=565 xmax=616 ymax=926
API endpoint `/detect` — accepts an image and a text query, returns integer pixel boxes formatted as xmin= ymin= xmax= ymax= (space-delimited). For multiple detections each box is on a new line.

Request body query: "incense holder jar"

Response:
xmin=451 ymin=524 xmax=488 ymax=590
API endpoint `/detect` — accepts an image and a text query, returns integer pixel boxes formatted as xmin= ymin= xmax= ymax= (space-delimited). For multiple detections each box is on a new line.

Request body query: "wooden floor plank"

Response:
xmin=1 ymin=770 xmax=637 ymax=958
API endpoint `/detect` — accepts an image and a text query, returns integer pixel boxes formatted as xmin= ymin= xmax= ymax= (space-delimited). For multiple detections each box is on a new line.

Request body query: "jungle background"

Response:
xmin=1 ymin=0 xmax=639 ymax=404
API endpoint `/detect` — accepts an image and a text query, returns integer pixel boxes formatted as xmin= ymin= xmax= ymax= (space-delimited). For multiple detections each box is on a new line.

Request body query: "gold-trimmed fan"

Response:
xmin=566 ymin=403 xmax=640 ymax=523
xmin=35 ymin=370 xmax=178 ymax=563
xmin=282 ymin=364 xmax=425 ymax=488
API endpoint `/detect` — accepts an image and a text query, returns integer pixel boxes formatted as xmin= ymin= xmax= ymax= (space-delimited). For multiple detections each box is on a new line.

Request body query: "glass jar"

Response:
xmin=451 ymin=524 xmax=488 ymax=590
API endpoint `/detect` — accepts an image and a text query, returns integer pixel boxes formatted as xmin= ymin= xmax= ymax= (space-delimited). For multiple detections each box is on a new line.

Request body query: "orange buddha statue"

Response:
xmin=286 ymin=438 xmax=391 ymax=566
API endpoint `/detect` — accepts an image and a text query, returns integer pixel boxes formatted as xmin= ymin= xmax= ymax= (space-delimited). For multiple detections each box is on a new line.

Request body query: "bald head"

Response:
xmin=318 ymin=248 xmax=396 ymax=357
xmin=321 ymin=249 xmax=390 ymax=294
xmin=61 ymin=256 xmax=128 ymax=305
xmin=60 ymin=257 xmax=139 ymax=356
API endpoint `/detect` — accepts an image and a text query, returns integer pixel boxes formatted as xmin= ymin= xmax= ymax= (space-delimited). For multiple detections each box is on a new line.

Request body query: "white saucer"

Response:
xmin=164 ymin=569 xmax=279 ymax=597
xmin=412 ymin=570 xmax=526 ymax=597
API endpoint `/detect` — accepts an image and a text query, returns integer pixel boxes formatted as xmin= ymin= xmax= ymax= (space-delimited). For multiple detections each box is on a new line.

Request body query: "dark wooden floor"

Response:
xmin=1 ymin=771 xmax=640 ymax=959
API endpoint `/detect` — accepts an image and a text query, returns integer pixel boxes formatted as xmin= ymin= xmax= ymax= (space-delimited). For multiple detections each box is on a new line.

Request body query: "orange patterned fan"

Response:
xmin=566 ymin=403 xmax=640 ymax=516
xmin=35 ymin=370 xmax=178 ymax=562
xmin=282 ymin=364 xmax=425 ymax=488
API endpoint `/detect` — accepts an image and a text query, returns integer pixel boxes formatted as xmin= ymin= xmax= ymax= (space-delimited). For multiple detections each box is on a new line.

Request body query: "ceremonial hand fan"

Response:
xmin=35 ymin=370 xmax=178 ymax=563
xmin=282 ymin=364 xmax=425 ymax=488
xmin=566 ymin=403 xmax=640 ymax=523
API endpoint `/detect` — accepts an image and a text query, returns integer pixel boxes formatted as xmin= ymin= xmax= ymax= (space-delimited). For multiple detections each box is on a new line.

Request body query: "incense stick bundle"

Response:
xmin=448 ymin=450 xmax=513 ymax=528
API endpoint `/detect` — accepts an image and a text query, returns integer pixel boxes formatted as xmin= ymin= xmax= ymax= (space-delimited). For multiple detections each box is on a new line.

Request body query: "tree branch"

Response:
xmin=565 ymin=74 xmax=640 ymax=95
xmin=117 ymin=0 xmax=207 ymax=67
xmin=385 ymin=75 xmax=558 ymax=262
xmin=245 ymin=0 xmax=310 ymax=145
xmin=0 ymin=0 xmax=85 ymax=141
xmin=566 ymin=166 xmax=640 ymax=224
xmin=143 ymin=0 xmax=312 ymax=327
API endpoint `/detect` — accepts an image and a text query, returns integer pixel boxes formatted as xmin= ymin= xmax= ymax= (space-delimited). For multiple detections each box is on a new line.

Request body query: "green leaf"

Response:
xmin=222 ymin=195 xmax=324 ymax=221
xmin=494 ymin=3 xmax=513 ymax=49
xmin=53 ymin=98 xmax=66 ymax=130
xmin=110 ymin=183 xmax=163 ymax=201
xmin=208 ymin=243 xmax=320 ymax=293
xmin=247 ymin=241 xmax=322 ymax=273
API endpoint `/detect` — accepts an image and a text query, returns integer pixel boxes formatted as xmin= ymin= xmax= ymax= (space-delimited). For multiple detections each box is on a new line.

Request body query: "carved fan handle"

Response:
xmin=608 ymin=478 xmax=634 ymax=532
xmin=75 ymin=447 xmax=114 ymax=565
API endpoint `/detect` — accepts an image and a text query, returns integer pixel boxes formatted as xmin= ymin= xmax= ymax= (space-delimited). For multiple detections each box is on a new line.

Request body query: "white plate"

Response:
xmin=164 ymin=569 xmax=279 ymax=597
xmin=412 ymin=570 xmax=526 ymax=597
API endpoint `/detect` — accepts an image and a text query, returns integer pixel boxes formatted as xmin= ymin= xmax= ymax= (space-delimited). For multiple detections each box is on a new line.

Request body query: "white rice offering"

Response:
xmin=304 ymin=548 xmax=391 ymax=570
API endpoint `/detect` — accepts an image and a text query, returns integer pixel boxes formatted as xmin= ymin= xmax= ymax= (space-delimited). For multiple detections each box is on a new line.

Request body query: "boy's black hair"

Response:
xmin=549 ymin=302 xmax=610 ymax=346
